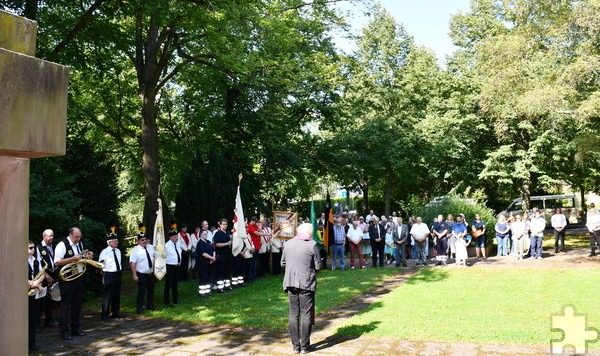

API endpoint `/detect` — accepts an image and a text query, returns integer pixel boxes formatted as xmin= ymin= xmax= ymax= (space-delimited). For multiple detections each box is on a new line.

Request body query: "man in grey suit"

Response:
xmin=393 ymin=217 xmax=409 ymax=267
xmin=281 ymin=223 xmax=322 ymax=354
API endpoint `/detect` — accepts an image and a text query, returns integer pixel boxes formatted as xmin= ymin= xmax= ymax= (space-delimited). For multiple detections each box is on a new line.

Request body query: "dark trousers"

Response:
xmin=371 ymin=243 xmax=385 ymax=267
xmin=395 ymin=243 xmax=407 ymax=266
xmin=40 ymin=283 xmax=57 ymax=325
xmin=287 ymin=288 xmax=315 ymax=350
xmin=233 ymin=254 xmax=246 ymax=278
xmin=164 ymin=264 xmax=180 ymax=304
xmin=29 ymin=296 xmax=40 ymax=348
xmin=271 ymin=252 xmax=282 ymax=275
xmin=58 ymin=278 xmax=84 ymax=332
xmin=101 ymin=271 xmax=122 ymax=317
xmin=136 ymin=273 xmax=155 ymax=310
xmin=179 ymin=251 xmax=190 ymax=281
xmin=319 ymin=248 xmax=328 ymax=269
xmin=258 ymin=252 xmax=269 ymax=277
xmin=553 ymin=228 xmax=566 ymax=252
xmin=216 ymin=253 xmax=231 ymax=282
xmin=198 ymin=263 xmax=215 ymax=285
xmin=248 ymin=251 xmax=258 ymax=281
xmin=591 ymin=231 xmax=600 ymax=255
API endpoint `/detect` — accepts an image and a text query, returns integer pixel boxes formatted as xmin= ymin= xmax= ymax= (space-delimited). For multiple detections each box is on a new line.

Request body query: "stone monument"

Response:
xmin=0 ymin=9 xmax=68 ymax=353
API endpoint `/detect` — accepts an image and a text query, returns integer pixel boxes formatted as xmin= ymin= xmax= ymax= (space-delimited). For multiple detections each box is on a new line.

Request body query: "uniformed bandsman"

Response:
xmin=164 ymin=226 xmax=182 ymax=306
xmin=129 ymin=225 xmax=156 ymax=314
xmin=98 ymin=226 xmax=124 ymax=321
xmin=37 ymin=229 xmax=59 ymax=328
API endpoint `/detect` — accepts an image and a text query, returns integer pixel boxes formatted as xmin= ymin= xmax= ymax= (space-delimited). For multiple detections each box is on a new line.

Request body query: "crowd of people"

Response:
xmin=26 ymin=203 xmax=600 ymax=351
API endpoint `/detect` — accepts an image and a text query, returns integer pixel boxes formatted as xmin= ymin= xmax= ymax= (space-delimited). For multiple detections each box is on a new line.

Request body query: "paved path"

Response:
xmin=34 ymin=245 xmax=599 ymax=356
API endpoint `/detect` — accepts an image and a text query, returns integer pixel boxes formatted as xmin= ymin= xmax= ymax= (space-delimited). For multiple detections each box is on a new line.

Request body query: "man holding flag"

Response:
xmin=231 ymin=174 xmax=247 ymax=287
xmin=310 ymin=200 xmax=327 ymax=270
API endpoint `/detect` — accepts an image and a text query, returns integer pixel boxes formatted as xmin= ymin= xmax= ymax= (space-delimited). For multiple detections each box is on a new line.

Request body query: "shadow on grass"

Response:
xmin=405 ymin=267 xmax=448 ymax=285
xmin=309 ymin=321 xmax=381 ymax=352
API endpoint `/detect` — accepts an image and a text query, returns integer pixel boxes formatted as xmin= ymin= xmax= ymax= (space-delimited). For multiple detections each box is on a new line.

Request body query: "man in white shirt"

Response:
xmin=201 ymin=220 xmax=214 ymax=242
xmin=346 ymin=220 xmax=365 ymax=269
xmin=529 ymin=210 xmax=546 ymax=259
xmin=365 ymin=210 xmax=376 ymax=223
xmin=586 ymin=203 xmax=600 ymax=257
xmin=54 ymin=227 xmax=93 ymax=340
xmin=410 ymin=217 xmax=430 ymax=266
xmin=164 ymin=228 xmax=182 ymax=306
xmin=551 ymin=207 xmax=567 ymax=253
xmin=98 ymin=229 xmax=124 ymax=321
xmin=129 ymin=232 xmax=155 ymax=314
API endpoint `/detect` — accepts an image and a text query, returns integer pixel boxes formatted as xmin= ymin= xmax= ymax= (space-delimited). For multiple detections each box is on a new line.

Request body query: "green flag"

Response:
xmin=310 ymin=200 xmax=317 ymax=240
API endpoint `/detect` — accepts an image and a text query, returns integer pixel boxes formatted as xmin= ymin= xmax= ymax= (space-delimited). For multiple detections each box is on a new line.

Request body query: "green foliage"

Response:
xmin=414 ymin=196 xmax=496 ymax=244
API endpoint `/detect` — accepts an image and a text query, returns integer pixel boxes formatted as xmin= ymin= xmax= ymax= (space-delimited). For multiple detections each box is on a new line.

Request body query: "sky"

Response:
xmin=334 ymin=0 xmax=472 ymax=63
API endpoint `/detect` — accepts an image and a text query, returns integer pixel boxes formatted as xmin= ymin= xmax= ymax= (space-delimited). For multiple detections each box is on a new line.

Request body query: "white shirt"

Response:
xmin=530 ymin=217 xmax=546 ymax=237
xmin=54 ymin=237 xmax=83 ymax=264
xmin=347 ymin=226 xmax=363 ymax=244
xmin=586 ymin=211 xmax=600 ymax=232
xmin=178 ymin=232 xmax=191 ymax=252
xmin=130 ymin=244 xmax=155 ymax=274
xmin=270 ymin=236 xmax=284 ymax=253
xmin=28 ymin=254 xmax=41 ymax=277
xmin=410 ymin=223 xmax=430 ymax=241
xmin=165 ymin=239 xmax=182 ymax=265
xmin=551 ymin=214 xmax=567 ymax=229
xmin=99 ymin=246 xmax=122 ymax=272
xmin=40 ymin=240 xmax=55 ymax=269
xmin=203 ymin=229 xmax=214 ymax=243
xmin=366 ymin=214 xmax=376 ymax=223
xmin=510 ymin=221 xmax=527 ymax=239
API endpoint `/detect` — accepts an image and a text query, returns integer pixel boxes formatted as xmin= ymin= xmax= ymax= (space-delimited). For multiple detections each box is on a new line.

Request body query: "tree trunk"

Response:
xmin=384 ymin=165 xmax=392 ymax=217
xmin=345 ymin=186 xmax=351 ymax=210
xmin=362 ymin=183 xmax=369 ymax=214
xmin=23 ymin=0 xmax=38 ymax=20
xmin=140 ymin=89 xmax=161 ymax=228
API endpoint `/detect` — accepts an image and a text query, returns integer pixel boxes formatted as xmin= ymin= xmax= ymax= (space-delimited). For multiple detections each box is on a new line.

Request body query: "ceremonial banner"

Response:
xmin=310 ymin=200 xmax=317 ymax=241
xmin=272 ymin=211 xmax=297 ymax=240
xmin=322 ymin=191 xmax=333 ymax=248
xmin=232 ymin=186 xmax=246 ymax=257
xmin=153 ymin=198 xmax=167 ymax=280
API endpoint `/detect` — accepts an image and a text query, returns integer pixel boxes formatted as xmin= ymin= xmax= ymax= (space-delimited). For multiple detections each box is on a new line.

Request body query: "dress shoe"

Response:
xmin=165 ymin=303 xmax=174 ymax=307
xmin=136 ymin=308 xmax=143 ymax=314
xmin=61 ymin=331 xmax=73 ymax=340
xmin=45 ymin=321 xmax=59 ymax=328
xmin=101 ymin=316 xmax=112 ymax=322
xmin=29 ymin=345 xmax=40 ymax=351
xmin=72 ymin=329 xmax=87 ymax=337
xmin=113 ymin=313 xmax=126 ymax=318
xmin=146 ymin=305 xmax=156 ymax=311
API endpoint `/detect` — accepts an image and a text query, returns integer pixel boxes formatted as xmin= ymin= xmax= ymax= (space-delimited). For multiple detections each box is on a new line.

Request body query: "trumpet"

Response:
xmin=28 ymin=261 xmax=48 ymax=296
xmin=59 ymin=252 xmax=104 ymax=282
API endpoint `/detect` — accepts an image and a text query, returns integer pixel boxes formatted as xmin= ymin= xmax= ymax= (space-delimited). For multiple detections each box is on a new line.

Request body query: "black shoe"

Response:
xmin=589 ymin=253 xmax=596 ymax=257
xmin=165 ymin=303 xmax=174 ymax=307
xmin=29 ymin=345 xmax=40 ymax=351
xmin=395 ymin=264 xmax=400 ymax=267
xmin=174 ymin=300 xmax=181 ymax=304
xmin=72 ymin=329 xmax=86 ymax=337
xmin=113 ymin=313 xmax=126 ymax=318
xmin=136 ymin=309 xmax=143 ymax=314
xmin=61 ymin=331 xmax=73 ymax=340
xmin=45 ymin=321 xmax=59 ymax=328
xmin=146 ymin=305 xmax=156 ymax=311
xmin=403 ymin=264 xmax=407 ymax=267
xmin=101 ymin=316 xmax=112 ymax=322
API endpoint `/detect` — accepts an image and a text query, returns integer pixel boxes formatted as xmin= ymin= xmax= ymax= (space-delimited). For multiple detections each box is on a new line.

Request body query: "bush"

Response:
xmin=414 ymin=196 xmax=497 ymax=246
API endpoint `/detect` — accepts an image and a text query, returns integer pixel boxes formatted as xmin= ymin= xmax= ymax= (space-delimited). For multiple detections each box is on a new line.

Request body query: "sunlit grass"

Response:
xmin=337 ymin=267 xmax=600 ymax=347
xmin=94 ymin=267 xmax=397 ymax=330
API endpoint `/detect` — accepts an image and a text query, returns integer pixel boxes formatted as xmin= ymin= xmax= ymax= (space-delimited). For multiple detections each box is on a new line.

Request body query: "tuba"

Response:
xmin=59 ymin=250 xmax=104 ymax=281
xmin=28 ymin=260 xmax=48 ymax=296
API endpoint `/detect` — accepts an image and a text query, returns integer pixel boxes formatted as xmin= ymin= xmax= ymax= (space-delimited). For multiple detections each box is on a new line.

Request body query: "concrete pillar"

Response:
xmin=0 ymin=10 xmax=68 ymax=353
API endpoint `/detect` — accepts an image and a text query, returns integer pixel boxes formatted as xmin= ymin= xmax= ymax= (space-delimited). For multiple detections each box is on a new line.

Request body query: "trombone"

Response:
xmin=59 ymin=250 xmax=105 ymax=282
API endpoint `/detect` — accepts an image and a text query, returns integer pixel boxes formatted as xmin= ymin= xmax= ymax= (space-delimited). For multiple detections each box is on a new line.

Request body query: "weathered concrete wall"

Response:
xmin=0 ymin=10 xmax=37 ymax=56
xmin=0 ymin=9 xmax=68 ymax=354
xmin=0 ymin=48 xmax=69 ymax=158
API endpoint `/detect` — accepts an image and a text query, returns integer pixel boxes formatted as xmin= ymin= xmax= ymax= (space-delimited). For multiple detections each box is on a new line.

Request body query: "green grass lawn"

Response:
xmin=336 ymin=267 xmax=600 ymax=347
xmin=101 ymin=267 xmax=397 ymax=330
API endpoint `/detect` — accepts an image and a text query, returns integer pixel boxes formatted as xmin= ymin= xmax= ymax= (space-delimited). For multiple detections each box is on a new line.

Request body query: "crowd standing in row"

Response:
xmin=27 ymin=203 xmax=600 ymax=351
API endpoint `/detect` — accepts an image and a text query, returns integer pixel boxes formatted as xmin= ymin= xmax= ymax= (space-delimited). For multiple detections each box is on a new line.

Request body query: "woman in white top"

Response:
xmin=510 ymin=215 xmax=527 ymax=260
